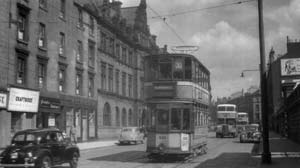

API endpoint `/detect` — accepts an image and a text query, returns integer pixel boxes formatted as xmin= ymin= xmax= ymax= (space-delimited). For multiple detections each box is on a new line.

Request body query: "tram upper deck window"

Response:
xmin=173 ymin=58 xmax=184 ymax=80
xmin=157 ymin=109 xmax=169 ymax=126
xmin=145 ymin=57 xmax=159 ymax=81
xmin=159 ymin=58 xmax=172 ymax=80
xmin=185 ymin=57 xmax=192 ymax=80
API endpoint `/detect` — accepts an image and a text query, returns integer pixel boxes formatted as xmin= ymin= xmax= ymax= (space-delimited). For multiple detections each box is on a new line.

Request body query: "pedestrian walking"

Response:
xmin=70 ymin=125 xmax=77 ymax=144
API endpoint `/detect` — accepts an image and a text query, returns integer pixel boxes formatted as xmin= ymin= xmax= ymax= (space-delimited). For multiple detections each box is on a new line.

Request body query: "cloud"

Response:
xmin=191 ymin=21 xmax=259 ymax=98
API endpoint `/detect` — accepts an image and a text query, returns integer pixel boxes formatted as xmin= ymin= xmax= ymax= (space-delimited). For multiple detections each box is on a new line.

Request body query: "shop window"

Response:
xmin=122 ymin=108 xmax=127 ymax=127
xmin=103 ymin=103 xmax=111 ymax=126
xmin=75 ymin=109 xmax=81 ymax=138
xmin=17 ymin=6 xmax=29 ymax=42
xmin=89 ymin=110 xmax=96 ymax=138
xmin=59 ymin=0 xmax=65 ymax=19
xmin=171 ymin=108 xmax=181 ymax=130
xmin=115 ymin=107 xmax=120 ymax=126
xmin=16 ymin=56 xmax=26 ymax=85
xmin=38 ymin=23 xmax=46 ymax=48
xmin=108 ymin=65 xmax=113 ymax=92
xmin=159 ymin=58 xmax=172 ymax=80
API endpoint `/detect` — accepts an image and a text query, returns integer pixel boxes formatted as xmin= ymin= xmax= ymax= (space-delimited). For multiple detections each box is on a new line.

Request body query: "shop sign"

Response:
xmin=281 ymin=58 xmax=300 ymax=76
xmin=8 ymin=88 xmax=40 ymax=113
xmin=48 ymin=117 xmax=55 ymax=127
xmin=40 ymin=97 xmax=60 ymax=109
xmin=0 ymin=93 xmax=7 ymax=108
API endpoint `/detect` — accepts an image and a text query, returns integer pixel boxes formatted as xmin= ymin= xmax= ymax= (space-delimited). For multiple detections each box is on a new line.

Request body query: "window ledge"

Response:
xmin=38 ymin=46 xmax=47 ymax=51
xmin=17 ymin=39 xmax=29 ymax=45
xmin=39 ymin=6 xmax=48 ymax=12
xmin=59 ymin=16 xmax=66 ymax=22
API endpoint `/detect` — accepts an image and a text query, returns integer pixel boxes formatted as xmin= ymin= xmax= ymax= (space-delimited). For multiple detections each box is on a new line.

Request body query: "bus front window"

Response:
xmin=171 ymin=108 xmax=181 ymax=130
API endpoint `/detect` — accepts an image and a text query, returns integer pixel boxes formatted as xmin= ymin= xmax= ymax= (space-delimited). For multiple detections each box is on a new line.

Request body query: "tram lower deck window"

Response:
xmin=183 ymin=109 xmax=190 ymax=130
xmin=157 ymin=109 xmax=169 ymax=125
xmin=171 ymin=108 xmax=181 ymax=130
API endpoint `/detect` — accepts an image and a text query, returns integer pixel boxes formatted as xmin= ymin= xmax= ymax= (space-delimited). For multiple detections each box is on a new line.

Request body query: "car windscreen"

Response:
xmin=245 ymin=126 xmax=258 ymax=132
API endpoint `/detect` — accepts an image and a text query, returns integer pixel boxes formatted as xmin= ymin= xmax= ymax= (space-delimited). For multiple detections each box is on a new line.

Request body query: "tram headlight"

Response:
xmin=158 ymin=143 xmax=165 ymax=151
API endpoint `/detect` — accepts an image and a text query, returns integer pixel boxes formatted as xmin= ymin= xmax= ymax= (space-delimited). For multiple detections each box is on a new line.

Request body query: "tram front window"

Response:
xmin=183 ymin=109 xmax=190 ymax=130
xmin=157 ymin=109 xmax=169 ymax=125
xmin=171 ymin=108 xmax=181 ymax=130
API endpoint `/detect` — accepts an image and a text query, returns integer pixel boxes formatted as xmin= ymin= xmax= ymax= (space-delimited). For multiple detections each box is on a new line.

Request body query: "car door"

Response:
xmin=46 ymin=131 xmax=66 ymax=163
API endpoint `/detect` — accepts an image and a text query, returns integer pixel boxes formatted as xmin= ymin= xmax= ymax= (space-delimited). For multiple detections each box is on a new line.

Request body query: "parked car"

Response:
xmin=240 ymin=124 xmax=261 ymax=143
xmin=119 ymin=127 xmax=145 ymax=145
xmin=0 ymin=128 xmax=80 ymax=168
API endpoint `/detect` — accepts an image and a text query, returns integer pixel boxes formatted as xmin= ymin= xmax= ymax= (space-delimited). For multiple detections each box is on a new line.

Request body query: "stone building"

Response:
xmin=0 ymin=0 xmax=158 ymax=147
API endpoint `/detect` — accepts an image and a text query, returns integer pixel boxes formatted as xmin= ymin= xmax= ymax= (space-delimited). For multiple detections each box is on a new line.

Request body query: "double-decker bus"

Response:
xmin=216 ymin=104 xmax=237 ymax=138
xmin=144 ymin=53 xmax=211 ymax=159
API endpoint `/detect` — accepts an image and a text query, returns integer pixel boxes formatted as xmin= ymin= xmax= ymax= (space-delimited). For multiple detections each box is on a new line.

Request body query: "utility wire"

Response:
xmin=150 ymin=0 xmax=256 ymax=19
xmin=148 ymin=5 xmax=186 ymax=45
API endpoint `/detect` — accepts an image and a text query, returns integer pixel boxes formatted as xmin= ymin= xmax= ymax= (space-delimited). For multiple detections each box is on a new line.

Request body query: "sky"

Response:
xmin=119 ymin=0 xmax=300 ymax=99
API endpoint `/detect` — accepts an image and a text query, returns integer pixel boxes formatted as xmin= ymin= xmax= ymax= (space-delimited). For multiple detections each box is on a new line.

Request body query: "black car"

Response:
xmin=239 ymin=124 xmax=261 ymax=143
xmin=0 ymin=128 xmax=80 ymax=168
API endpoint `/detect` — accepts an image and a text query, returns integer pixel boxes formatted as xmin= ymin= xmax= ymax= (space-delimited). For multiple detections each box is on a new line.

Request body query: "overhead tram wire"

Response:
xmin=150 ymin=0 xmax=256 ymax=19
xmin=148 ymin=5 xmax=186 ymax=45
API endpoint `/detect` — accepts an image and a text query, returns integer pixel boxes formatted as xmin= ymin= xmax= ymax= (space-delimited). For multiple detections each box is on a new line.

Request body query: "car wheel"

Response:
xmin=69 ymin=152 xmax=79 ymax=168
xmin=37 ymin=155 xmax=52 ymax=168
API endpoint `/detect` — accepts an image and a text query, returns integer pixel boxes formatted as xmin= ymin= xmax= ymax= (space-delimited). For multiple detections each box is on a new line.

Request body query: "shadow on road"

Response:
xmin=88 ymin=151 xmax=147 ymax=163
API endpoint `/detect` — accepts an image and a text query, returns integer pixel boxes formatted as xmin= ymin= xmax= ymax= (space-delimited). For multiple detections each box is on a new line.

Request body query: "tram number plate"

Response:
xmin=159 ymin=135 xmax=167 ymax=140
xmin=181 ymin=134 xmax=189 ymax=151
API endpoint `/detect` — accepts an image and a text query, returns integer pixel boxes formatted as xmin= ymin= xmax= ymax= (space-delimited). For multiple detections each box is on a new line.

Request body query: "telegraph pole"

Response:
xmin=258 ymin=0 xmax=271 ymax=164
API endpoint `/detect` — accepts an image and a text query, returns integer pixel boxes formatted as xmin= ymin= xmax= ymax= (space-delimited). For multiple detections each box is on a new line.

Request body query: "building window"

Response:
xmin=89 ymin=15 xmax=94 ymax=35
xmin=140 ymin=77 xmax=144 ymax=99
xmin=16 ymin=56 xmax=26 ymax=85
xmin=100 ymin=32 xmax=107 ymax=51
xmin=88 ymin=41 xmax=95 ymax=67
xmin=128 ymin=109 xmax=133 ymax=126
xmin=122 ymin=47 xmax=127 ymax=64
xmin=108 ymin=65 xmax=113 ymax=92
xmin=122 ymin=108 xmax=127 ymax=127
xmin=58 ymin=68 xmax=65 ymax=92
xmin=59 ymin=32 xmax=65 ymax=56
xmin=39 ymin=0 xmax=47 ymax=9
xmin=101 ymin=62 xmax=106 ymax=90
xmin=122 ymin=72 xmax=126 ymax=96
xmin=88 ymin=75 xmax=94 ymax=97
xmin=38 ymin=23 xmax=46 ymax=48
xmin=17 ymin=7 xmax=29 ymax=42
xmin=116 ymin=107 xmax=120 ymax=126
xmin=116 ymin=43 xmax=120 ymax=60
xmin=109 ymin=38 xmax=114 ymax=55
xmin=77 ymin=7 xmax=83 ymax=28
xmin=128 ymin=75 xmax=132 ymax=97
xmin=59 ymin=0 xmax=65 ymax=19
xmin=76 ymin=40 xmax=83 ymax=62
xmin=103 ymin=103 xmax=111 ymax=126
xmin=37 ymin=62 xmax=46 ymax=88
xmin=115 ymin=69 xmax=119 ymax=94
xmin=128 ymin=51 xmax=133 ymax=66
xmin=75 ymin=72 xmax=82 ymax=95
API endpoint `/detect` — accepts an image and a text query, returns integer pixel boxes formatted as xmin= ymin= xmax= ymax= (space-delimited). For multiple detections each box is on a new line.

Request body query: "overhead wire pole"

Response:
xmin=257 ymin=0 xmax=271 ymax=164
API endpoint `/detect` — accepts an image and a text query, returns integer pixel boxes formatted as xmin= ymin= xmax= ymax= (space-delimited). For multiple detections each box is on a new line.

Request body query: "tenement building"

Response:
xmin=0 ymin=0 xmax=158 ymax=147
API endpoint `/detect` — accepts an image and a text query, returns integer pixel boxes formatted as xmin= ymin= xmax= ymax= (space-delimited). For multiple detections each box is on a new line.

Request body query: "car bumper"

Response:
xmin=0 ymin=163 xmax=35 ymax=167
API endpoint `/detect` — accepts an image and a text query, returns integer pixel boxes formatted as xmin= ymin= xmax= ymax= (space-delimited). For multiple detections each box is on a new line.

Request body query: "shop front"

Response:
xmin=0 ymin=89 xmax=10 ymax=148
xmin=37 ymin=91 xmax=61 ymax=129
xmin=60 ymin=94 xmax=97 ymax=142
xmin=7 ymin=87 xmax=40 ymax=136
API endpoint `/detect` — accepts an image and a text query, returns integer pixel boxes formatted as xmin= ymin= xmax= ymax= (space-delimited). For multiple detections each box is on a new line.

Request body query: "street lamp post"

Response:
xmin=258 ymin=0 xmax=271 ymax=164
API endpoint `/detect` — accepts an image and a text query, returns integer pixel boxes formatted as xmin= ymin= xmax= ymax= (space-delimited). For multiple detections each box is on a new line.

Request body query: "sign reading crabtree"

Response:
xmin=8 ymin=87 xmax=40 ymax=113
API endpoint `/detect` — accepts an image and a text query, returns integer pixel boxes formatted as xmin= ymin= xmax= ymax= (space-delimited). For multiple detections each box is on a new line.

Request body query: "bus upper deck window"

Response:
xmin=157 ymin=109 xmax=169 ymax=125
xmin=227 ymin=107 xmax=234 ymax=111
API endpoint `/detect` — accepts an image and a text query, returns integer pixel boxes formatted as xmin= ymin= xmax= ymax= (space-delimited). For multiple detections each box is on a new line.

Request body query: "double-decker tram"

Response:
xmin=144 ymin=53 xmax=211 ymax=159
